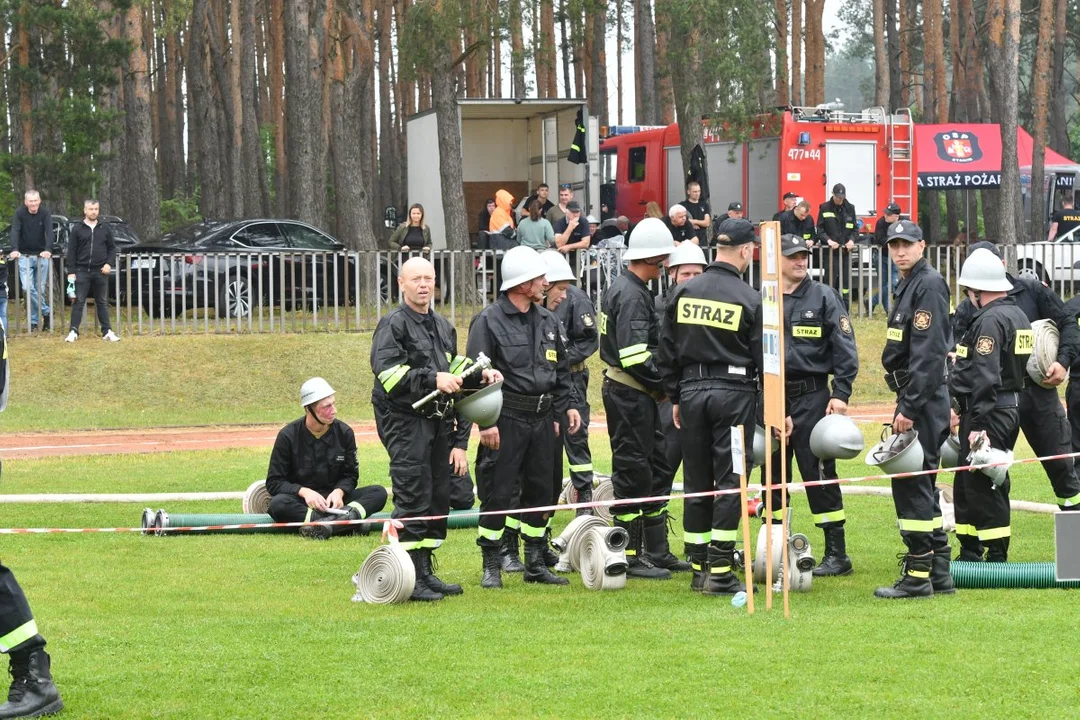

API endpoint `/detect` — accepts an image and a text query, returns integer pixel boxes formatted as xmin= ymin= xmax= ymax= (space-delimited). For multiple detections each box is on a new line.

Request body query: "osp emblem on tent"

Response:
xmin=935 ymin=131 xmax=983 ymax=164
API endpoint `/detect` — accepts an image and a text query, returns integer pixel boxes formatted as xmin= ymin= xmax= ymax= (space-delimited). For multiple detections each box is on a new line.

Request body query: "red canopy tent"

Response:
xmin=915 ymin=123 xmax=1074 ymax=189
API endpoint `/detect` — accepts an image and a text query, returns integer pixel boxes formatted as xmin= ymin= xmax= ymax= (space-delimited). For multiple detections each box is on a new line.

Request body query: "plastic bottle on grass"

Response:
xmin=731 ymin=591 xmax=747 ymax=608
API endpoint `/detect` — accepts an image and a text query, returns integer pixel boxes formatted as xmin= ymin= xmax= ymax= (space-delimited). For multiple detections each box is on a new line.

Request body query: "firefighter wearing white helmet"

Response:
xmin=655 ymin=217 xmax=761 ymax=595
xmin=266 ymin=377 xmax=388 ymax=543
xmin=955 ymin=241 xmax=1080 ymax=524
xmin=597 ymin=216 xmax=676 ymax=580
xmin=947 ymin=248 xmax=1032 ymax=564
xmin=466 ymin=246 xmax=581 ymax=589
xmin=642 ymin=237 xmax=709 ymax=572
xmin=760 ymin=233 xmax=860 ymax=578
xmin=540 ymin=250 xmax=600 ymax=521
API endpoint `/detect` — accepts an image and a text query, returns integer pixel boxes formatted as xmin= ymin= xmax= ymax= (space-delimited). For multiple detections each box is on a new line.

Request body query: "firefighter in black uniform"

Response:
xmin=817 ymin=183 xmax=857 ymax=303
xmin=779 ymin=200 xmax=817 ymax=246
xmin=952 ymin=241 xmax=1080 ymax=518
xmin=949 ymin=249 xmax=1032 ymax=563
xmin=1064 ymin=293 xmax=1080 ymax=468
xmin=599 ymin=217 xmax=677 ymax=580
xmin=876 ymin=220 xmax=954 ymax=599
xmin=0 ymin=329 xmax=63 ymax=719
xmin=649 ymin=242 xmax=707 ymax=572
xmin=541 ymin=250 xmax=598 ymax=516
xmin=763 ymin=234 xmax=860 ymax=576
xmin=371 ymin=257 xmax=497 ymax=600
xmin=467 ymin=246 xmax=580 ymax=589
xmin=657 ymin=218 xmax=764 ymax=595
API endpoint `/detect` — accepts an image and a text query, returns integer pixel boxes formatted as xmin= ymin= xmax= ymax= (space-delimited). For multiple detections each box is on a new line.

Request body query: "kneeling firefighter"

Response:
xmin=949 ymin=249 xmax=1030 ymax=563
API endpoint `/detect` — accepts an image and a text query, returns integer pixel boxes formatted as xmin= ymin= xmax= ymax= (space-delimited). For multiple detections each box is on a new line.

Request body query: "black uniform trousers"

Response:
xmin=817 ymin=248 xmax=852 ymax=301
xmin=679 ymin=382 xmax=757 ymax=550
xmin=1066 ymin=379 xmax=1080 ymax=492
xmin=475 ymin=407 xmax=556 ymax=546
xmin=954 ymin=406 xmax=1019 ymax=559
xmin=656 ymin=398 xmax=684 ymax=509
xmin=562 ymin=369 xmax=593 ymax=494
xmin=268 ymin=487 xmax=389 ymax=527
xmin=1021 ymin=382 xmax=1080 ymax=509
xmin=69 ymin=268 xmax=111 ymax=335
xmin=602 ymin=378 xmax=670 ymax=519
xmin=765 ymin=386 xmax=845 ymax=527
xmin=0 ymin=561 xmax=45 ymax=656
xmin=892 ymin=383 xmax=951 ymax=555
xmin=371 ymin=402 xmax=453 ymax=548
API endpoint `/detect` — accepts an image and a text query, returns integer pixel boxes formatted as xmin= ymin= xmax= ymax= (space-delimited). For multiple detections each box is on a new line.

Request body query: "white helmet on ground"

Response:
xmin=540 ymin=250 xmax=577 ymax=283
xmin=300 ymin=377 xmax=335 ymax=408
xmin=624 ymin=217 xmax=676 ymax=261
xmin=958 ymin=248 xmax=1012 ymax=292
xmin=500 ymin=246 xmax=548 ymax=291
xmin=667 ymin=241 xmax=707 ymax=269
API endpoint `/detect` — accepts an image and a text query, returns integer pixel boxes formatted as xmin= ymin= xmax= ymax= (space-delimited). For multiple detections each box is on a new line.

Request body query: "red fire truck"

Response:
xmin=598 ymin=106 xmax=917 ymax=232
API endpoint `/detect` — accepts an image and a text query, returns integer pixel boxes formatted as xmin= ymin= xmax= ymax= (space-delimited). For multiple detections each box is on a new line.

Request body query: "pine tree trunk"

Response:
xmin=635 ymin=0 xmax=658 ymax=124
xmin=899 ymin=0 xmax=914 ymax=110
xmin=162 ymin=0 xmax=186 ymax=198
xmin=99 ymin=13 xmax=127 ymax=216
xmin=509 ymin=0 xmax=526 ymax=97
xmin=885 ymin=0 xmax=902 ymax=110
xmin=804 ymin=0 xmax=825 ymax=105
xmin=946 ymin=0 xmax=961 ymax=238
xmin=985 ymin=0 xmax=1022 ymax=249
xmin=377 ymin=1 xmax=402 ymax=213
xmin=922 ymin=0 xmax=944 ymax=243
xmin=1029 ymin=0 xmax=1054 ymax=243
xmin=270 ymin=0 xmax=287 ymax=214
xmin=655 ymin=11 xmax=673 ymax=123
xmin=1048 ymin=0 xmax=1069 ymax=154
xmin=872 ymin=0 xmax=888 ymax=107
xmin=539 ymin=0 xmax=557 ymax=97
xmin=490 ymin=0 xmax=501 ymax=96
xmin=775 ymin=0 xmax=789 ymax=106
xmin=284 ymin=0 xmax=328 ymax=226
xmin=616 ymin=0 xmax=625 ymax=123
xmin=241 ymin=0 xmax=269 ymax=215
xmin=791 ymin=0 xmax=802 ymax=105
xmin=123 ymin=1 xmax=162 ymax=240
xmin=16 ymin=4 xmax=34 ymax=189
xmin=589 ymin=0 xmax=607 ymax=124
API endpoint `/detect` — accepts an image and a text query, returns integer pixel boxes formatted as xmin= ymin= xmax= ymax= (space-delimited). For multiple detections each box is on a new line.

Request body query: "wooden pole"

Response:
xmin=736 ymin=426 xmax=755 ymax=614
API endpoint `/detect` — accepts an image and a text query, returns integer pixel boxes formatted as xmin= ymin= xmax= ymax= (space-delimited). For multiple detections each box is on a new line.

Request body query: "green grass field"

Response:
xmin=1 ymin=432 xmax=1077 ymax=717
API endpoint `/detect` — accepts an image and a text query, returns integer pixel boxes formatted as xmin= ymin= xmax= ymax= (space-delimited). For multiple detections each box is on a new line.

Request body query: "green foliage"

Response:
xmin=159 ymin=193 xmax=202 ymax=235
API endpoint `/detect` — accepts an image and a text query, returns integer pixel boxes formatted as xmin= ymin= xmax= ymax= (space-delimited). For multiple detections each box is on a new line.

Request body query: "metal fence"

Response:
xmin=3 ymin=242 xmax=1074 ymax=336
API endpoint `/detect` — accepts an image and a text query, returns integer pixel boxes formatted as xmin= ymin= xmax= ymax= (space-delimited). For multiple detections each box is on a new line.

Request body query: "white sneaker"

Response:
xmin=102 ymin=330 xmax=120 ymax=342
xmin=64 ymin=330 xmax=77 ymax=343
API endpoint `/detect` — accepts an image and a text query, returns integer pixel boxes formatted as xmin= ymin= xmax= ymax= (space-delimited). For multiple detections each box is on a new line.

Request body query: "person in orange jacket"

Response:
xmin=489 ymin=189 xmax=516 ymax=235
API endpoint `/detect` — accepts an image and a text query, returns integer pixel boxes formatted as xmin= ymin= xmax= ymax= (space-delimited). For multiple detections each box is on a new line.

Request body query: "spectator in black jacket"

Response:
xmin=779 ymin=201 xmax=817 ymax=245
xmin=65 ymin=199 xmax=119 ymax=342
xmin=9 ymin=190 xmax=54 ymax=331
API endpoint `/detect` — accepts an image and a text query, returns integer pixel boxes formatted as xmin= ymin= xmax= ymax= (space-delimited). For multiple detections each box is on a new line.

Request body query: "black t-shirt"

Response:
xmin=402 ymin=226 xmax=426 ymax=250
xmin=664 ymin=217 xmax=698 ymax=245
xmin=553 ymin=217 xmax=591 ymax=274
xmin=522 ymin=195 xmax=555 ymax=220
xmin=679 ymin=198 xmax=711 ymax=244
xmin=1052 ymin=208 xmax=1080 ymax=240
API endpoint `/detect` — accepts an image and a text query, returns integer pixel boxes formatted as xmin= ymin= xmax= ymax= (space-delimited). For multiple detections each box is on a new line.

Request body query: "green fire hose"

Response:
xmin=950 ymin=561 xmax=1080 ymax=589
xmin=147 ymin=509 xmax=480 ymax=534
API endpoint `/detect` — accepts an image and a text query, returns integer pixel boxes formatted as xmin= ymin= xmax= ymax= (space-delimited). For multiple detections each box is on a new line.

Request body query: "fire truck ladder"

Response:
xmin=887 ymin=108 xmax=914 ymax=215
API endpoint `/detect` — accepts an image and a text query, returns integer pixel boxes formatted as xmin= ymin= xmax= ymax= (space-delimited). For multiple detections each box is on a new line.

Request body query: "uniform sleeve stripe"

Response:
xmin=619 ymin=343 xmax=648 ymax=358
xmin=381 ymin=365 xmax=410 ymax=392
xmin=621 ymin=351 xmax=651 ymax=368
xmin=377 ymin=365 xmax=402 ymax=383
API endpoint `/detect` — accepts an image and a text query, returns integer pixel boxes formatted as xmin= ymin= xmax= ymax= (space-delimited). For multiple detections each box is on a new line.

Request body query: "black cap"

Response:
xmin=968 ymin=240 xmax=1001 ymax=257
xmin=886 ymin=219 xmax=923 ymax=243
xmin=885 ymin=202 xmax=902 ymax=215
xmin=565 ymin=200 xmax=582 ymax=212
xmin=780 ymin=234 xmax=811 ymax=256
xmin=728 ymin=201 xmax=743 ymax=211
xmin=832 ymin=183 xmax=846 ymax=196
xmin=782 ymin=191 xmax=797 ymax=200
xmin=715 ymin=218 xmax=755 ymax=246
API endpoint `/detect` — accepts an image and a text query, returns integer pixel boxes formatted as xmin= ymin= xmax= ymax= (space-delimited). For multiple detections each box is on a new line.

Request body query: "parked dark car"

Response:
xmin=123 ymin=218 xmax=392 ymax=318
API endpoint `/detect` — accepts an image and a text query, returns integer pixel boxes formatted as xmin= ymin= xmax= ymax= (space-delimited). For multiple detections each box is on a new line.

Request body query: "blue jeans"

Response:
xmin=0 ymin=290 xmax=7 ymax=333
xmin=18 ymin=256 xmax=51 ymax=326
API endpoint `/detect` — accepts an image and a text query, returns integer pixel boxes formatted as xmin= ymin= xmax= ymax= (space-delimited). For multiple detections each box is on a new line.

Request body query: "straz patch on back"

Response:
xmin=676 ymin=298 xmax=743 ymax=331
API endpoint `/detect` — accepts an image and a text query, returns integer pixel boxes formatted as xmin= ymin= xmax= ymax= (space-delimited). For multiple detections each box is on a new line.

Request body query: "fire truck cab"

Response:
xmin=598 ymin=106 xmax=918 ymax=234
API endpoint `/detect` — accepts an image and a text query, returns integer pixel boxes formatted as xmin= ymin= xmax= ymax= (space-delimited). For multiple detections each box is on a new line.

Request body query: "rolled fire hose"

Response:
xmin=949 ymin=561 xmax=1080 ymax=589
xmin=1027 ymin=319 xmax=1063 ymax=389
xmin=559 ymin=475 xmax=615 ymax=523
xmin=241 ymin=480 xmax=273 ymax=514
xmin=578 ymin=526 xmax=629 ymax=591
xmin=551 ymin=515 xmax=610 ymax=572
xmin=351 ymin=544 xmax=415 ymax=604
xmin=752 ymin=523 xmax=814 ymax=592
xmin=149 ymin=509 xmax=481 ymax=535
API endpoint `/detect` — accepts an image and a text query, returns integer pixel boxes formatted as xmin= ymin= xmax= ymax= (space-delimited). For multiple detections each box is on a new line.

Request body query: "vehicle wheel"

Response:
xmin=379 ymin=258 xmax=398 ymax=303
xmin=217 ymin=275 xmax=252 ymax=319
xmin=1017 ymin=261 xmax=1048 ymax=285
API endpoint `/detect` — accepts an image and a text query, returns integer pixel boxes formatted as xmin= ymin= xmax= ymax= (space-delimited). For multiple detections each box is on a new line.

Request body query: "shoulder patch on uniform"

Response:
xmin=913 ymin=310 xmax=932 ymax=331
xmin=582 ymin=313 xmax=594 ymax=327
xmin=976 ymin=335 xmax=995 ymax=355
xmin=546 ymin=330 xmax=556 ymax=341
xmin=839 ymin=316 xmax=852 ymax=335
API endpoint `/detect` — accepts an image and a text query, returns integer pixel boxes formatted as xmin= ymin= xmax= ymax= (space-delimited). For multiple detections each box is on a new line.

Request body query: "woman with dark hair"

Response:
xmin=389 ymin=203 xmax=431 ymax=254
xmin=477 ymin=198 xmax=496 ymax=237
xmin=516 ymin=199 xmax=555 ymax=251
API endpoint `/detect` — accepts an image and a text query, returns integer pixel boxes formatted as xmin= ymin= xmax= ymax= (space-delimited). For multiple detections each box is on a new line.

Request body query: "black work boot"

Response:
xmin=523 ymin=541 xmax=569 ymax=585
xmin=499 ymin=528 xmax=526 ymax=573
xmin=688 ymin=545 xmax=708 ymax=592
xmin=643 ymin=512 xmax=692 ymax=572
xmin=0 ymin=649 xmax=63 ymax=720
xmin=541 ymin=528 xmax=560 ymax=568
xmin=931 ymin=546 xmax=956 ymax=595
xmin=813 ymin=525 xmax=854 ymax=577
xmin=407 ymin=550 xmax=444 ymax=601
xmin=703 ymin=543 xmax=745 ymax=596
xmin=480 ymin=545 xmax=503 ymax=589
xmin=874 ymin=552 xmax=934 ymax=599
xmin=620 ymin=517 xmax=671 ymax=580
xmin=298 ymin=510 xmax=334 ymax=540
xmin=985 ymin=538 xmax=1010 ymax=564
xmin=420 ymin=548 xmax=463 ymax=596
xmin=956 ymin=534 xmax=985 ymax=562
xmin=575 ymin=485 xmax=594 ymax=517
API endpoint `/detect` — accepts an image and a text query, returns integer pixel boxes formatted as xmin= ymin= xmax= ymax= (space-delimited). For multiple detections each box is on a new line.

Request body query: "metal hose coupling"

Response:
xmin=351 ymin=543 xmax=415 ymax=604
xmin=552 ymin=515 xmax=608 ymax=572
xmin=558 ymin=475 xmax=616 ymax=523
xmin=579 ymin=526 xmax=628 ymax=591
xmin=753 ymin=521 xmax=814 ymax=593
